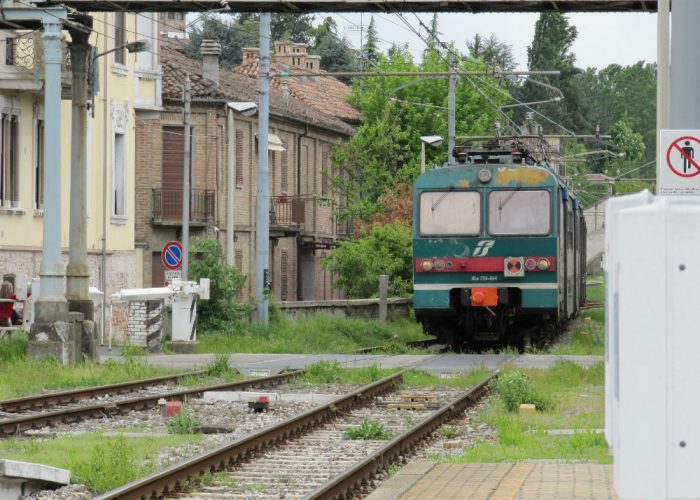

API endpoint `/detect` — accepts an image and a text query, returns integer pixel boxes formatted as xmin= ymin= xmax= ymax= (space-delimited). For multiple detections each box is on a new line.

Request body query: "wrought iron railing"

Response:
xmin=152 ymin=188 xmax=215 ymax=224
xmin=5 ymin=35 xmax=34 ymax=70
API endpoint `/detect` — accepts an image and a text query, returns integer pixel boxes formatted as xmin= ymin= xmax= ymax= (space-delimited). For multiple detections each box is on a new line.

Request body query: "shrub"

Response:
xmin=188 ymin=238 xmax=254 ymax=327
xmin=344 ymin=419 xmax=393 ymax=440
xmin=491 ymin=371 xmax=552 ymax=412
xmin=323 ymin=221 xmax=413 ymax=298
xmin=300 ymin=360 xmax=343 ymax=384
xmin=67 ymin=435 xmax=145 ymax=492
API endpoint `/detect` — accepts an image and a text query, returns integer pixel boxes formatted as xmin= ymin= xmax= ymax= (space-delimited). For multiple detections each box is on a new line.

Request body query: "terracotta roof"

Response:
xmin=233 ymin=50 xmax=360 ymax=125
xmin=160 ymin=40 xmax=356 ymax=135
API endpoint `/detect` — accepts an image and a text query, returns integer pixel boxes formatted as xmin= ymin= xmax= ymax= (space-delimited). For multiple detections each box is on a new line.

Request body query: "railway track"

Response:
xmin=354 ymin=337 xmax=441 ymax=354
xmin=0 ymin=370 xmax=208 ymax=413
xmin=96 ymin=367 xmax=497 ymax=500
xmin=0 ymin=370 xmax=301 ymax=437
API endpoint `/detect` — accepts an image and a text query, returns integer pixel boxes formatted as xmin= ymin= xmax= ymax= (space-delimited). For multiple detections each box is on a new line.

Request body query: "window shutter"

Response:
xmin=235 ymin=130 xmax=243 ymax=186
xmin=281 ymin=250 xmax=288 ymax=301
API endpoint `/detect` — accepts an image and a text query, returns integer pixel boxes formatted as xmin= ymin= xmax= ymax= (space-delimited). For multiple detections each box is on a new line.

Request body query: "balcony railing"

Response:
xmin=270 ymin=195 xmax=309 ymax=229
xmin=152 ymin=188 xmax=215 ymax=225
xmin=5 ymin=36 xmax=34 ymax=71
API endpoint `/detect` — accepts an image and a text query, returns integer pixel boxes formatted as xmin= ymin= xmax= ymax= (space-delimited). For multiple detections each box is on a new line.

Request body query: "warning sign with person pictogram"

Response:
xmin=659 ymin=130 xmax=700 ymax=196
xmin=504 ymin=257 xmax=525 ymax=277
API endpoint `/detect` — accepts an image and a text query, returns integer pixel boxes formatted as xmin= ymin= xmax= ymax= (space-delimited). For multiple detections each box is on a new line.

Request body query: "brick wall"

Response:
xmin=126 ymin=299 xmax=163 ymax=350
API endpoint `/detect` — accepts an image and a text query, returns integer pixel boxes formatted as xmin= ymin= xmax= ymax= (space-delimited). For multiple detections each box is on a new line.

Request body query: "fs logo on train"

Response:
xmin=659 ymin=130 xmax=700 ymax=196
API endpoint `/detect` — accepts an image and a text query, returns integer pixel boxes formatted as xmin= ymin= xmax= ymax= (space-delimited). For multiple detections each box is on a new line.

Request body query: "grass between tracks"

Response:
xmin=0 ymin=433 xmax=202 ymax=492
xmin=196 ymin=314 xmax=428 ymax=354
xmin=439 ymin=361 xmax=608 ymax=464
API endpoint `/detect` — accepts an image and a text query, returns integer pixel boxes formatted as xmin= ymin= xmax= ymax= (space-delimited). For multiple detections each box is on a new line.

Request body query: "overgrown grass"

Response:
xmin=444 ymin=361 xmax=607 ymax=464
xmin=550 ymin=308 xmax=605 ymax=356
xmin=586 ymin=275 xmax=605 ymax=302
xmin=195 ymin=314 xmax=427 ymax=354
xmin=0 ymin=334 xmax=28 ymax=363
xmin=167 ymin=407 xmax=200 ymax=434
xmin=344 ymin=419 xmax=393 ymax=440
xmin=0 ymin=349 xmax=183 ymax=400
xmin=0 ymin=433 xmax=201 ymax=492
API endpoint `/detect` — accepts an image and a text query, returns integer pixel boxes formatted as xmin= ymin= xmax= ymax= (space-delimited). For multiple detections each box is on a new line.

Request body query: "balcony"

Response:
xmin=270 ymin=195 xmax=309 ymax=233
xmin=152 ymin=188 xmax=215 ymax=226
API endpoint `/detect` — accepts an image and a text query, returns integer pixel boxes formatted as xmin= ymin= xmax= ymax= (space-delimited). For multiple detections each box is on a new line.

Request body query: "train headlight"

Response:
xmin=537 ymin=258 xmax=551 ymax=271
xmin=525 ymin=258 xmax=537 ymax=271
xmin=478 ymin=169 xmax=492 ymax=183
xmin=421 ymin=259 xmax=434 ymax=272
xmin=434 ymin=258 xmax=446 ymax=271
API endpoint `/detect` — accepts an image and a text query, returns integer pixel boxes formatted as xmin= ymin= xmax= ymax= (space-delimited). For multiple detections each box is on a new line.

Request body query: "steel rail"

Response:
xmin=0 ymin=370 xmax=302 ymax=437
xmin=307 ymin=371 xmax=498 ymax=499
xmin=0 ymin=370 xmax=208 ymax=413
xmin=95 ymin=372 xmax=404 ymax=500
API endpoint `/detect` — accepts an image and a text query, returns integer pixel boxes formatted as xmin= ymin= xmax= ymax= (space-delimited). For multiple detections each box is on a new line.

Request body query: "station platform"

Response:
xmin=368 ymin=461 xmax=617 ymax=499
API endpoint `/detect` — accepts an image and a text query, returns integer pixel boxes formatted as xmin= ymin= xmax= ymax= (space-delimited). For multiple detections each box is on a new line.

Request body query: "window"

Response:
xmin=488 ymin=190 xmax=550 ymax=236
xmin=1 ymin=113 xmax=19 ymax=208
xmin=419 ymin=191 xmax=480 ymax=236
xmin=34 ymin=118 xmax=44 ymax=210
xmin=114 ymin=12 xmax=126 ymax=65
xmin=135 ymin=13 xmax=155 ymax=71
xmin=281 ymin=149 xmax=288 ymax=194
xmin=113 ymin=133 xmax=127 ymax=217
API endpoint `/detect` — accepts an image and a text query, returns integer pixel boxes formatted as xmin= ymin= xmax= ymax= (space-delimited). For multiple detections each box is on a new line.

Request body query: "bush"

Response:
xmin=167 ymin=408 xmax=200 ymax=435
xmin=323 ymin=221 xmax=413 ymax=298
xmin=491 ymin=371 xmax=552 ymax=412
xmin=68 ymin=435 xmax=145 ymax=492
xmin=189 ymin=238 xmax=254 ymax=327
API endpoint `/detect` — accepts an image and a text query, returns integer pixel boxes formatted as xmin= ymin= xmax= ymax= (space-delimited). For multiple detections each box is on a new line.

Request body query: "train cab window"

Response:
xmin=419 ymin=191 xmax=481 ymax=236
xmin=488 ymin=190 xmax=550 ymax=235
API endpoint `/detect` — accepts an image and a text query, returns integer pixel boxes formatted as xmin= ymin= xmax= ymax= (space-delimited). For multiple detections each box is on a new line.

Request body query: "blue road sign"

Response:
xmin=162 ymin=241 xmax=183 ymax=270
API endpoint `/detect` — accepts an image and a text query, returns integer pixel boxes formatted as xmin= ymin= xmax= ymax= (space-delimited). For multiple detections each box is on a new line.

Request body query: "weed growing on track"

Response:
xmin=195 ymin=314 xmax=427 ymax=354
xmin=344 ymin=419 xmax=393 ymax=440
xmin=167 ymin=408 xmax=201 ymax=434
xmin=490 ymin=371 xmax=552 ymax=412
xmin=439 ymin=425 xmax=458 ymax=438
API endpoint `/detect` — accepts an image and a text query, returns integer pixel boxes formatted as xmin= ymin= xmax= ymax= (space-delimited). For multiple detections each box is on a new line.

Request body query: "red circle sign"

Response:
xmin=667 ymin=136 xmax=700 ymax=178
xmin=161 ymin=241 xmax=183 ymax=270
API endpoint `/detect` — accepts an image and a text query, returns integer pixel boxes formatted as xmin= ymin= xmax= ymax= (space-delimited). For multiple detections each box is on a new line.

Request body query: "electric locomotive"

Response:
xmin=412 ymin=140 xmax=586 ymax=349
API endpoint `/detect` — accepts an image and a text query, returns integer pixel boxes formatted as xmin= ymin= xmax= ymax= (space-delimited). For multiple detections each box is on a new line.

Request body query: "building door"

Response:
xmin=300 ymin=250 xmax=315 ymax=301
xmin=161 ymin=126 xmax=184 ymax=220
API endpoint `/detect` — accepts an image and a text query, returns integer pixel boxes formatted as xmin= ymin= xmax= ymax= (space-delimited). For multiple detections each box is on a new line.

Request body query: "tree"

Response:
xmin=466 ymin=33 xmax=516 ymax=71
xmin=514 ymin=13 xmax=585 ymax=133
xmin=362 ymin=17 xmax=380 ymax=69
xmin=309 ymin=17 xmax=359 ymax=75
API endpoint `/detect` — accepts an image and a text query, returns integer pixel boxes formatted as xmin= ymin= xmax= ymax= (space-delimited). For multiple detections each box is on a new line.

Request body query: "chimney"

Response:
xmin=306 ymin=55 xmax=321 ymax=71
xmin=200 ymin=39 xmax=222 ymax=85
xmin=274 ymin=40 xmax=308 ymax=69
xmin=241 ymin=47 xmax=259 ymax=63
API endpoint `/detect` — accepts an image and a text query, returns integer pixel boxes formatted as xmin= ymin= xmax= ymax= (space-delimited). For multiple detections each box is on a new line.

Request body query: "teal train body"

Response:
xmin=412 ymin=142 xmax=586 ymax=348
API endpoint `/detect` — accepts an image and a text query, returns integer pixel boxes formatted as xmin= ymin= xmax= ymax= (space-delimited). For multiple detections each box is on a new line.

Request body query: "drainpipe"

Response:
xmin=66 ymin=18 xmax=94 ymax=321
xmin=296 ymin=123 xmax=309 ymax=300
xmin=100 ymin=30 xmax=109 ymax=346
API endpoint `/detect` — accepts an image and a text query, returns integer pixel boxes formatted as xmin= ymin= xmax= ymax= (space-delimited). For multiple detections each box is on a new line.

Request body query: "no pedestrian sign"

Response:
xmin=659 ymin=130 xmax=700 ymax=196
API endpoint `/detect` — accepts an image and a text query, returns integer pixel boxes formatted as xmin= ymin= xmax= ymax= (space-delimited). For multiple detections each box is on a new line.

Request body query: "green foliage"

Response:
xmin=466 ymin=33 xmax=516 ymax=71
xmin=438 ymin=425 xmax=458 ymax=438
xmin=491 ymin=371 xmax=552 ymax=412
xmin=309 ymin=17 xmax=359 ymax=76
xmin=323 ymin=222 xmax=413 ymax=298
xmin=206 ymin=354 xmax=234 ymax=378
xmin=188 ymin=238 xmax=253 ymax=328
xmin=301 ymin=359 xmax=343 ymax=383
xmin=344 ymin=419 xmax=393 ymax=440
xmin=0 ymin=335 xmax=27 ymax=363
xmin=167 ymin=408 xmax=201 ymax=435
xmin=68 ymin=435 xmax=145 ymax=492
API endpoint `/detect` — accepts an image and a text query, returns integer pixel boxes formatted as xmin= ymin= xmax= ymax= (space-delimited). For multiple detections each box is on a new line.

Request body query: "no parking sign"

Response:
xmin=659 ymin=130 xmax=700 ymax=196
xmin=162 ymin=241 xmax=183 ymax=270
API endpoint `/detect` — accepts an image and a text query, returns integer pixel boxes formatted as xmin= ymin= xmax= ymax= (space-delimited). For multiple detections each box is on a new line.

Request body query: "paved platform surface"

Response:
xmin=367 ymin=462 xmax=617 ymax=499
xmin=99 ymin=349 xmax=603 ymax=375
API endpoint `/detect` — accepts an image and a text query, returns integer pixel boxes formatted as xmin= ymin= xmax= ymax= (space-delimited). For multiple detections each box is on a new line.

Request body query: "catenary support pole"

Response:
xmin=182 ymin=77 xmax=191 ymax=281
xmin=656 ymin=0 xmax=670 ymax=191
xmin=447 ymin=52 xmax=456 ymax=165
xmin=670 ymin=0 xmax=700 ymax=130
xmin=34 ymin=16 xmax=67 ymax=319
xmin=66 ymin=19 xmax=94 ymax=321
xmin=256 ymin=13 xmax=271 ymax=325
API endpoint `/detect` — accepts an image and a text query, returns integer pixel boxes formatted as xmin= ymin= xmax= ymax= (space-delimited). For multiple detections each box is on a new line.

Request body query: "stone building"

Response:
xmin=135 ymin=37 xmax=359 ymax=301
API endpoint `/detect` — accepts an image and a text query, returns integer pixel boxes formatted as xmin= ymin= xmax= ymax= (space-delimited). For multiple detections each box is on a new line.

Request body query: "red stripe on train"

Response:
xmin=414 ymin=257 xmax=557 ymax=273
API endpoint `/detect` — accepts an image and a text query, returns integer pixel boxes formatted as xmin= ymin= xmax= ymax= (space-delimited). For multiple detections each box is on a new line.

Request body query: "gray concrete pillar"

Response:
xmin=670 ymin=0 xmax=700 ymax=129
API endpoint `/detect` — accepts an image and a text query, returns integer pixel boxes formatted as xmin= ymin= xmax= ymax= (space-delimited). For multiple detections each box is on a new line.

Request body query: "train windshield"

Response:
xmin=488 ymin=190 xmax=550 ymax=235
xmin=419 ymin=191 xmax=481 ymax=236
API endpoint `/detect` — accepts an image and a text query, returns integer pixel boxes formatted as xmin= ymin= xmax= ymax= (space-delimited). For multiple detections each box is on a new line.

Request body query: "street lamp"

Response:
xmin=420 ymin=135 xmax=443 ymax=174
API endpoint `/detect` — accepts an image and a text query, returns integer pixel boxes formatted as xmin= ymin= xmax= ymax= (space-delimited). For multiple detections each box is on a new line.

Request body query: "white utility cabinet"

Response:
xmin=607 ymin=192 xmax=700 ymax=499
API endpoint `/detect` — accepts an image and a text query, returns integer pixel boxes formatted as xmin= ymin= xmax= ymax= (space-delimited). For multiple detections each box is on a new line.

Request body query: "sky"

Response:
xmin=331 ymin=12 xmax=658 ymax=70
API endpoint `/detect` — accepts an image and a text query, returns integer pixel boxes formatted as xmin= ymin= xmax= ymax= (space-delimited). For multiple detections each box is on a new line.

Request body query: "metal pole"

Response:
xmin=256 ymin=13 xmax=271 ymax=325
xmin=421 ymin=142 xmax=426 ymax=174
xmin=447 ymin=52 xmax=456 ymax=165
xmin=670 ymin=0 xmax=700 ymax=130
xmin=66 ymin=21 xmax=94 ymax=321
xmin=100 ymin=35 xmax=109 ymax=347
xmin=35 ymin=16 xmax=67 ymax=317
xmin=656 ymin=0 xmax=670 ymax=192
xmin=182 ymin=77 xmax=191 ymax=281
xmin=227 ymin=107 xmax=235 ymax=266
